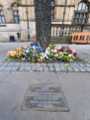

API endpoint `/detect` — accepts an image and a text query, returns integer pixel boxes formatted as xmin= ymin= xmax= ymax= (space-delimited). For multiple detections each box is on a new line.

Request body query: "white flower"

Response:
xmin=51 ymin=49 xmax=57 ymax=53
xmin=45 ymin=49 xmax=50 ymax=55
xmin=68 ymin=54 xmax=73 ymax=57
xmin=40 ymin=53 xmax=45 ymax=58
xmin=25 ymin=49 xmax=29 ymax=54
xmin=54 ymin=53 xmax=58 ymax=57
xmin=32 ymin=45 xmax=36 ymax=49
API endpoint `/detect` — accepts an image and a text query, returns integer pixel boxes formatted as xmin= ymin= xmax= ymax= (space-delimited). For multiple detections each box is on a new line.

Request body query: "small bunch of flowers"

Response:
xmin=57 ymin=46 xmax=77 ymax=56
xmin=45 ymin=45 xmax=78 ymax=62
xmin=56 ymin=46 xmax=77 ymax=62
xmin=24 ymin=43 xmax=45 ymax=63
xmin=7 ymin=48 xmax=25 ymax=60
xmin=25 ymin=48 xmax=45 ymax=63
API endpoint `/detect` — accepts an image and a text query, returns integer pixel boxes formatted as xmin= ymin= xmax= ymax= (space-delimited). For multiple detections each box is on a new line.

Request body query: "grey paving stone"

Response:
xmin=0 ymin=67 xmax=6 ymax=72
xmin=54 ymin=63 xmax=61 ymax=72
xmin=0 ymin=67 xmax=11 ymax=72
xmin=24 ymin=64 xmax=32 ymax=71
xmin=3 ymin=67 xmax=12 ymax=72
xmin=42 ymin=64 xmax=49 ymax=72
xmin=58 ymin=63 xmax=66 ymax=72
xmin=19 ymin=63 xmax=29 ymax=72
xmin=28 ymin=63 xmax=43 ymax=72
xmin=7 ymin=62 xmax=20 ymax=66
xmin=24 ymin=66 xmax=32 ymax=72
xmin=0 ymin=61 xmax=90 ymax=72
xmin=0 ymin=63 xmax=3 ymax=67
xmin=71 ymin=67 xmax=79 ymax=72
xmin=24 ymin=63 xmax=32 ymax=67
xmin=84 ymin=110 xmax=90 ymax=120
xmin=0 ymin=56 xmax=5 ymax=62
xmin=47 ymin=64 xmax=55 ymax=72
xmin=66 ymin=65 xmax=74 ymax=72
xmin=70 ymin=63 xmax=80 ymax=72
xmin=19 ymin=67 xmax=26 ymax=72
xmin=85 ymin=67 xmax=90 ymax=72
xmin=86 ymin=63 xmax=90 ymax=67
xmin=20 ymin=63 xmax=26 ymax=67
xmin=11 ymin=66 xmax=19 ymax=72
xmin=31 ymin=64 xmax=37 ymax=71
xmin=1 ymin=63 xmax=8 ymax=67
xmin=6 ymin=63 xmax=15 ymax=66
xmin=0 ymin=63 xmax=10 ymax=71
xmin=63 ymin=64 xmax=70 ymax=72
xmin=78 ymin=63 xmax=87 ymax=72
xmin=24 ymin=67 xmax=32 ymax=72
xmin=36 ymin=64 xmax=44 ymax=72
xmin=5 ymin=63 xmax=20 ymax=72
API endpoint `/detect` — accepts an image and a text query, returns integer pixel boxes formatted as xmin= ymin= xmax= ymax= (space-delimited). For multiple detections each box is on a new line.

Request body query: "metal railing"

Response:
xmin=51 ymin=24 xmax=79 ymax=37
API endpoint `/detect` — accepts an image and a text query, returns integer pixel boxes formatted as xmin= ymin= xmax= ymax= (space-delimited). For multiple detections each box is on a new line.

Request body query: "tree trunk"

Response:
xmin=34 ymin=0 xmax=51 ymax=48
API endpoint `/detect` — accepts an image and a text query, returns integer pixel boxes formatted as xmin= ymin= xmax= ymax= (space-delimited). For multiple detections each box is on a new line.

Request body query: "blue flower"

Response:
xmin=31 ymin=42 xmax=44 ymax=53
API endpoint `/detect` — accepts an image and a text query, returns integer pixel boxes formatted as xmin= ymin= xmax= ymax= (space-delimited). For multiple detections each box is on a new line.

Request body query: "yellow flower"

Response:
xmin=7 ymin=51 xmax=17 ymax=58
xmin=7 ymin=47 xmax=24 ymax=59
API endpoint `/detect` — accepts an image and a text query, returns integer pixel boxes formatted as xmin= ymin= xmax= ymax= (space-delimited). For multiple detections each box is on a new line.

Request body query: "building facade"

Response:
xmin=0 ymin=0 xmax=90 ymax=42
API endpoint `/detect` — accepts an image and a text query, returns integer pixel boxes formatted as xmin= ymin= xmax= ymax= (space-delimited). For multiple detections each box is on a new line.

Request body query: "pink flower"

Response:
xmin=70 ymin=48 xmax=77 ymax=56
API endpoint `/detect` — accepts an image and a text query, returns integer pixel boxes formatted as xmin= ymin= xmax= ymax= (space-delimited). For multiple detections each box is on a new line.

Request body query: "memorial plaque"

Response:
xmin=22 ymin=83 xmax=69 ymax=112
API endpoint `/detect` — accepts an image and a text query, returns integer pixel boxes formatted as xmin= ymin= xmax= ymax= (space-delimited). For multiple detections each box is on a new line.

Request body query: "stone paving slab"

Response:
xmin=47 ymin=64 xmax=55 ymax=72
xmin=0 ymin=72 xmax=90 ymax=120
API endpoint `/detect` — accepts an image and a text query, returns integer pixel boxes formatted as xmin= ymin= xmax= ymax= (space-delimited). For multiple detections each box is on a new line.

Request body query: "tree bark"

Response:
xmin=34 ymin=0 xmax=51 ymax=48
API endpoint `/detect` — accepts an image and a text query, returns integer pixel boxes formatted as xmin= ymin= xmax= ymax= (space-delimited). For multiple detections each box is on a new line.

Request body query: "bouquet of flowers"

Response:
xmin=7 ymin=43 xmax=78 ymax=63
xmin=7 ymin=48 xmax=25 ymax=60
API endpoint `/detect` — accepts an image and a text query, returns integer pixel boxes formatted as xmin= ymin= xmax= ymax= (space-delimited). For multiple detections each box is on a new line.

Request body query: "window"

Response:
xmin=77 ymin=2 xmax=88 ymax=12
xmin=13 ymin=9 xmax=20 ymax=24
xmin=73 ymin=1 xmax=88 ymax=24
xmin=12 ymin=3 xmax=20 ymax=24
xmin=0 ymin=8 xmax=5 ymax=24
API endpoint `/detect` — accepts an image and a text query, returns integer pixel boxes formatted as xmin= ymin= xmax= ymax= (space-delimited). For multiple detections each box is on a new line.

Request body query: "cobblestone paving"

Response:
xmin=0 ymin=61 xmax=90 ymax=72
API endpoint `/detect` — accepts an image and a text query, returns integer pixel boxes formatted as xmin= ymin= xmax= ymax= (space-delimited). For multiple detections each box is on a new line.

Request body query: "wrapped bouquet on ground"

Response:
xmin=7 ymin=43 xmax=79 ymax=63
